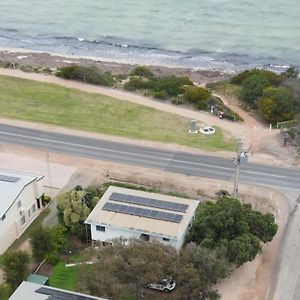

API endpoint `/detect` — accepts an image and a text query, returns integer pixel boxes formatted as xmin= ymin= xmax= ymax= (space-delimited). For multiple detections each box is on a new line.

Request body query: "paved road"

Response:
xmin=266 ymin=194 xmax=300 ymax=300
xmin=0 ymin=123 xmax=299 ymax=192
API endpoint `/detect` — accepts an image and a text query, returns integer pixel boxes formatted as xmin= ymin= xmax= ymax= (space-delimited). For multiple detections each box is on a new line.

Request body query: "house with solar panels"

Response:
xmin=9 ymin=281 xmax=107 ymax=300
xmin=85 ymin=186 xmax=199 ymax=250
xmin=0 ymin=169 xmax=44 ymax=254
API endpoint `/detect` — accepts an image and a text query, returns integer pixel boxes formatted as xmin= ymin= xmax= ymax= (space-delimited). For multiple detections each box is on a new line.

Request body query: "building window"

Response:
xmin=1 ymin=214 xmax=5 ymax=221
xmin=17 ymin=200 xmax=22 ymax=208
xmin=96 ymin=225 xmax=105 ymax=232
xmin=163 ymin=237 xmax=170 ymax=242
xmin=31 ymin=204 xmax=36 ymax=214
xmin=20 ymin=215 xmax=26 ymax=226
xmin=28 ymin=209 xmax=31 ymax=218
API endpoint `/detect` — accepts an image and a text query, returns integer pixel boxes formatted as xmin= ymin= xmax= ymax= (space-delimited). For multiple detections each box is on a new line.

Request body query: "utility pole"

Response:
xmin=233 ymin=137 xmax=243 ymax=198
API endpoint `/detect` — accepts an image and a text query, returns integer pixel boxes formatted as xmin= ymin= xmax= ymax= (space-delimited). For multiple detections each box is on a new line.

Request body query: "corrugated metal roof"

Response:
xmin=9 ymin=281 xmax=106 ymax=300
xmin=85 ymin=186 xmax=199 ymax=240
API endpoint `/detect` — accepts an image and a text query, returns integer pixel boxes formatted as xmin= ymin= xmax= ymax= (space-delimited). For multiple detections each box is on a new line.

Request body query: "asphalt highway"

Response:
xmin=0 ymin=123 xmax=299 ymax=192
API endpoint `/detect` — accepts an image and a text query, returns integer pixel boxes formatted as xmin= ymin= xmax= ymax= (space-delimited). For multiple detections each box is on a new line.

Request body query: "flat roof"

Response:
xmin=85 ymin=186 xmax=199 ymax=239
xmin=0 ymin=169 xmax=43 ymax=218
xmin=9 ymin=281 xmax=107 ymax=300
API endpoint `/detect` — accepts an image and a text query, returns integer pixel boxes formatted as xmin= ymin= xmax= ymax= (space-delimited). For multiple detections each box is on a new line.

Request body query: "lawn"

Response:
xmin=0 ymin=75 xmax=234 ymax=151
xmin=49 ymin=262 xmax=77 ymax=291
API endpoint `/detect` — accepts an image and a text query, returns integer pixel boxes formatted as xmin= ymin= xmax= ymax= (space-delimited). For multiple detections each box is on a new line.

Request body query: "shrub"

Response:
xmin=41 ymin=194 xmax=51 ymax=206
xmin=130 ymin=66 xmax=154 ymax=78
xmin=240 ymin=74 xmax=270 ymax=107
xmin=56 ymin=65 xmax=114 ymax=86
xmin=171 ymin=97 xmax=185 ymax=105
xmin=123 ymin=77 xmax=147 ymax=91
xmin=152 ymin=90 xmax=168 ymax=99
xmin=147 ymin=75 xmax=193 ymax=96
xmin=0 ymin=60 xmax=11 ymax=68
xmin=183 ymin=86 xmax=211 ymax=104
xmin=3 ymin=251 xmax=29 ymax=289
xmin=258 ymin=87 xmax=294 ymax=123
xmin=231 ymin=68 xmax=282 ymax=86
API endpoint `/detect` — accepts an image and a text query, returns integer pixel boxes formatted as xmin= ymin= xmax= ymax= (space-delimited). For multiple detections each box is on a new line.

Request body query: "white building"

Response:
xmin=85 ymin=186 xmax=199 ymax=250
xmin=0 ymin=169 xmax=44 ymax=254
xmin=9 ymin=281 xmax=107 ymax=300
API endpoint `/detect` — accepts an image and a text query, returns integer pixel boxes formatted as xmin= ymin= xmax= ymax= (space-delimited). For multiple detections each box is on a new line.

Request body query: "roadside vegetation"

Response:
xmin=208 ymin=67 xmax=299 ymax=125
xmin=208 ymin=66 xmax=300 ymax=149
xmin=0 ymin=75 xmax=234 ymax=151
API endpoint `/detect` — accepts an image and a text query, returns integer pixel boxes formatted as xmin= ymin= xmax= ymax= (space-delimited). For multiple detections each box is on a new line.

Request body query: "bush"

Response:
xmin=41 ymin=194 xmax=51 ymax=206
xmin=3 ymin=251 xmax=29 ymax=289
xmin=240 ymin=74 xmax=270 ymax=107
xmin=183 ymin=86 xmax=211 ymax=110
xmin=171 ymin=97 xmax=185 ymax=105
xmin=123 ymin=77 xmax=147 ymax=91
xmin=231 ymin=68 xmax=282 ymax=86
xmin=0 ymin=60 xmax=11 ymax=68
xmin=258 ymin=87 xmax=294 ymax=123
xmin=147 ymin=75 xmax=193 ymax=96
xmin=56 ymin=65 xmax=114 ymax=87
xmin=130 ymin=66 xmax=154 ymax=78
xmin=152 ymin=90 xmax=168 ymax=99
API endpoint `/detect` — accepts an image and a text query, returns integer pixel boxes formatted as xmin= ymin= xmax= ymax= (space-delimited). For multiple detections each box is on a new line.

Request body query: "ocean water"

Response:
xmin=0 ymin=0 xmax=299 ymax=71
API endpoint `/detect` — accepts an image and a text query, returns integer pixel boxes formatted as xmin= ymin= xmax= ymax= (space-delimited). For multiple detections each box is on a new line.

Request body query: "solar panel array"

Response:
xmin=109 ymin=192 xmax=189 ymax=213
xmin=103 ymin=202 xmax=183 ymax=223
xmin=0 ymin=174 xmax=20 ymax=183
xmin=37 ymin=287 xmax=98 ymax=300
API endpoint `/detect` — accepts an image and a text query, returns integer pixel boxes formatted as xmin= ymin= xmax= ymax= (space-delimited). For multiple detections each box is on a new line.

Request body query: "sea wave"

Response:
xmin=0 ymin=27 xmax=295 ymax=73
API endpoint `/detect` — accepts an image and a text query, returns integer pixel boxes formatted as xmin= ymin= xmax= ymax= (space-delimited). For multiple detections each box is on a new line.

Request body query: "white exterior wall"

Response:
xmin=0 ymin=179 xmax=43 ymax=254
xmin=90 ymin=223 xmax=181 ymax=250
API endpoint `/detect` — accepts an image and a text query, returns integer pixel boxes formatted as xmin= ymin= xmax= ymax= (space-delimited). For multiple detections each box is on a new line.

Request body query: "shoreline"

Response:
xmin=0 ymin=47 xmax=231 ymax=84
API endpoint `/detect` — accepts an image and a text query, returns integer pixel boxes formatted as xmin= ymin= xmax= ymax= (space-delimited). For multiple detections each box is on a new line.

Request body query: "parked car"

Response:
xmin=147 ymin=278 xmax=176 ymax=292
xmin=199 ymin=126 xmax=216 ymax=135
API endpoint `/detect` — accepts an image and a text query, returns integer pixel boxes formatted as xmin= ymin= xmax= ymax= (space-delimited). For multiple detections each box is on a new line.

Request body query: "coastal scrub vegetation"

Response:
xmin=209 ymin=67 xmax=300 ymax=130
xmin=125 ymin=66 xmax=242 ymax=121
xmin=0 ymin=75 xmax=234 ymax=151
xmin=56 ymin=65 xmax=115 ymax=87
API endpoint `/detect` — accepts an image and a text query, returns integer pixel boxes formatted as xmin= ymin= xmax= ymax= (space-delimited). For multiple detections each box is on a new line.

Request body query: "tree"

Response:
xmin=181 ymin=243 xmax=233 ymax=285
xmin=227 ymin=234 xmax=261 ymax=266
xmin=186 ymin=197 xmax=277 ymax=266
xmin=77 ymin=240 xmax=217 ymax=300
xmin=57 ymin=189 xmax=90 ymax=239
xmin=30 ymin=226 xmax=54 ymax=261
xmin=3 ymin=251 xmax=29 ymax=290
xmin=258 ymin=87 xmax=294 ymax=123
xmin=30 ymin=225 xmax=67 ymax=264
xmin=240 ymin=74 xmax=270 ymax=107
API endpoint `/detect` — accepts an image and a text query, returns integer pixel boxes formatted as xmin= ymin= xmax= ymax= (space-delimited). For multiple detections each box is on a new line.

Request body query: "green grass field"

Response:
xmin=49 ymin=262 xmax=77 ymax=290
xmin=0 ymin=75 xmax=234 ymax=151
